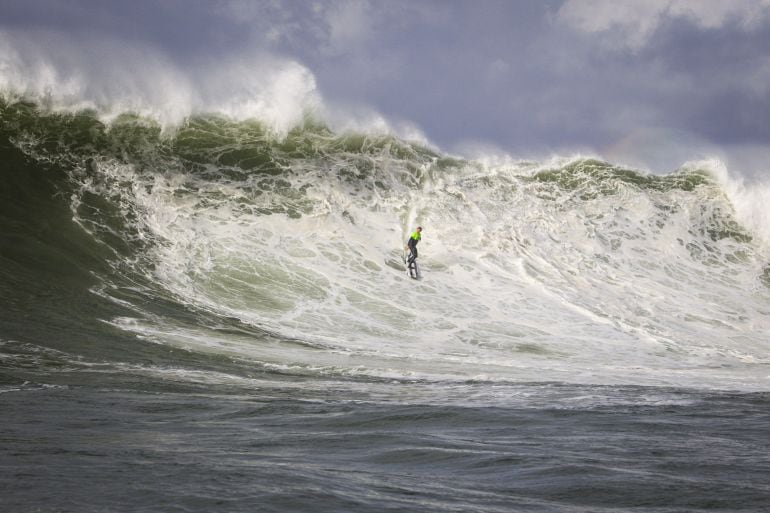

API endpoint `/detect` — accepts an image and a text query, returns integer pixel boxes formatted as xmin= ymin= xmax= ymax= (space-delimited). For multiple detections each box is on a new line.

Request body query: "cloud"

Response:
xmin=556 ymin=0 xmax=770 ymax=50
xmin=485 ymin=58 xmax=511 ymax=83
xmin=320 ymin=0 xmax=373 ymax=56
xmin=212 ymin=0 xmax=305 ymax=44
xmin=211 ymin=0 xmax=376 ymax=56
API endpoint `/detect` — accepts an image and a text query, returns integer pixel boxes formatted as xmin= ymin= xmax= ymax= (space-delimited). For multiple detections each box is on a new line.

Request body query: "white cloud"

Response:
xmin=212 ymin=0 xmax=376 ymax=55
xmin=321 ymin=0 xmax=373 ymax=55
xmin=747 ymin=56 xmax=770 ymax=96
xmin=212 ymin=0 xmax=304 ymax=45
xmin=669 ymin=0 xmax=770 ymax=29
xmin=556 ymin=0 xmax=770 ymax=50
xmin=486 ymin=58 xmax=511 ymax=83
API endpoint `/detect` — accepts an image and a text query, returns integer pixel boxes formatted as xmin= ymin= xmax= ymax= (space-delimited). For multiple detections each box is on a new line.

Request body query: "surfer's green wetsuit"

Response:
xmin=406 ymin=227 xmax=422 ymax=263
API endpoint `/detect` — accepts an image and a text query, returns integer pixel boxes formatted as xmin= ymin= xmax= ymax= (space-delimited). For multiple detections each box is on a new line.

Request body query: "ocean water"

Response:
xmin=1 ymin=99 xmax=769 ymax=512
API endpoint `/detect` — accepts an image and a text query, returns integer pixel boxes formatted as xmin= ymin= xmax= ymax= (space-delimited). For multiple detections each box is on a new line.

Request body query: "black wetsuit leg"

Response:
xmin=407 ymin=243 xmax=418 ymax=264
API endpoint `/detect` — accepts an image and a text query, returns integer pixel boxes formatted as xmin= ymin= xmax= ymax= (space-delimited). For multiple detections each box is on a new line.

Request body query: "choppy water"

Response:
xmin=2 ymin=99 xmax=769 ymax=512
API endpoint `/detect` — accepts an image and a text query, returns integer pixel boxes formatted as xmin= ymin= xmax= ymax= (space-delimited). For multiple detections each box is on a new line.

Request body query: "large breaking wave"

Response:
xmin=2 ymin=95 xmax=769 ymax=393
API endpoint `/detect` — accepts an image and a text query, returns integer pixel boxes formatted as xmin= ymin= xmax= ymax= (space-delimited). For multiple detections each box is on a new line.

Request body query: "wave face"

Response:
xmin=2 ymin=99 xmax=770 ymax=393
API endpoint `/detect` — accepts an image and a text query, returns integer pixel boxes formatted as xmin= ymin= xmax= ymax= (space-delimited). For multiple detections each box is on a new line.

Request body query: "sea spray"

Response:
xmin=695 ymin=157 xmax=770 ymax=250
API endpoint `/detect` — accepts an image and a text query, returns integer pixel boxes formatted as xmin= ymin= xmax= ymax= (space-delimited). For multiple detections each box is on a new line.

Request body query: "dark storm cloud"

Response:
xmin=635 ymin=17 xmax=770 ymax=145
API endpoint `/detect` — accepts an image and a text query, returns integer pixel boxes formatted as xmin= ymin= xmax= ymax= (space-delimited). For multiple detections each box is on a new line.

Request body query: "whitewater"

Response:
xmin=53 ymin=109 xmax=770 ymax=392
xmin=2 ymin=55 xmax=769 ymax=510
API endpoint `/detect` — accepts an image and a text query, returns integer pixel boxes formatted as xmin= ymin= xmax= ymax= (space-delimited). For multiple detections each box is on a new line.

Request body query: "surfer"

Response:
xmin=406 ymin=226 xmax=422 ymax=264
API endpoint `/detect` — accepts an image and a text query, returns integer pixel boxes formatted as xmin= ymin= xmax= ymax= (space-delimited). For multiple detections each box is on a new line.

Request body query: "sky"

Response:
xmin=2 ymin=0 xmax=770 ymax=176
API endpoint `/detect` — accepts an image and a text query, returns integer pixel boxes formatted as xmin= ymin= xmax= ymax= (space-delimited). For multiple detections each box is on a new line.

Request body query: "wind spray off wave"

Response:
xmin=0 ymin=28 xmax=320 ymax=133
